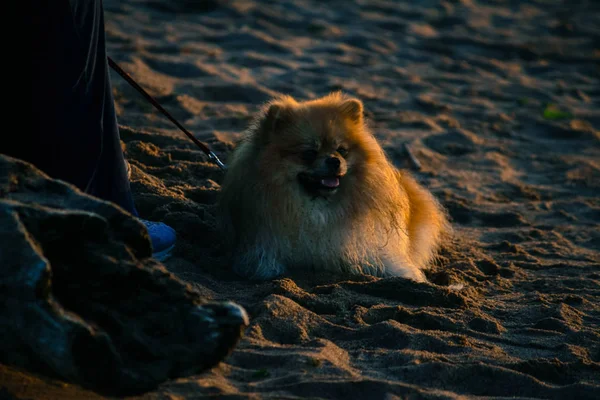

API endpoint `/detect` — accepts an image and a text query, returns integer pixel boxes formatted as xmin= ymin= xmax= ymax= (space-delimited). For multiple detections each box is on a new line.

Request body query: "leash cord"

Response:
xmin=107 ymin=56 xmax=227 ymax=171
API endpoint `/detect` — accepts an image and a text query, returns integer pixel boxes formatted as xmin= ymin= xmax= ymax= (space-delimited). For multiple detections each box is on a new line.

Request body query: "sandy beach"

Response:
xmin=5 ymin=0 xmax=599 ymax=398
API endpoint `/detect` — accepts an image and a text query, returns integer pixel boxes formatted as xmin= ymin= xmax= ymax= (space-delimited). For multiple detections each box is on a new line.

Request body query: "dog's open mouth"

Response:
xmin=298 ymin=173 xmax=342 ymax=196
xmin=319 ymin=177 xmax=340 ymax=188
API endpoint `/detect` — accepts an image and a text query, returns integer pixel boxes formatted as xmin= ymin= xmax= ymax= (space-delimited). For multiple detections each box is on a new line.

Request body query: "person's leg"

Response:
xmin=22 ymin=0 xmax=176 ymax=259
xmin=23 ymin=0 xmax=136 ymax=214
xmin=85 ymin=0 xmax=138 ymax=215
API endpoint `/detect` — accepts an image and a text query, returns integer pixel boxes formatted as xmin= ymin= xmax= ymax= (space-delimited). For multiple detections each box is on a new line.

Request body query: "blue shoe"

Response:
xmin=127 ymin=161 xmax=176 ymax=260
xmin=139 ymin=219 xmax=177 ymax=262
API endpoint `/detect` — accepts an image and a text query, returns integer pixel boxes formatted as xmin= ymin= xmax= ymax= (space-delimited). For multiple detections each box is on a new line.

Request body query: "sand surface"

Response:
xmin=6 ymin=0 xmax=600 ymax=398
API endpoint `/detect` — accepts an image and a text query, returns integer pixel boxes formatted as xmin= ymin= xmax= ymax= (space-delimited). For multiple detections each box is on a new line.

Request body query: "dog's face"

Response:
xmin=256 ymin=94 xmax=370 ymax=199
xmin=295 ymin=141 xmax=348 ymax=198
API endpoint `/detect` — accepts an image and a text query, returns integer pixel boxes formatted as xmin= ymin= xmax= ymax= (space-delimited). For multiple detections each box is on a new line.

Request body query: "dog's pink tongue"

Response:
xmin=320 ymin=177 xmax=340 ymax=188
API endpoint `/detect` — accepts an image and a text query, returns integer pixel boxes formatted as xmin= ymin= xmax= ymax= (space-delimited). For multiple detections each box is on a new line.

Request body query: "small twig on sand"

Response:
xmin=403 ymin=143 xmax=421 ymax=171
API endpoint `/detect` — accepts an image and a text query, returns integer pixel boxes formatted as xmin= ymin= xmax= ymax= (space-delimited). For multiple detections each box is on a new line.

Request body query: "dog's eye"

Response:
xmin=301 ymin=149 xmax=318 ymax=162
xmin=337 ymin=146 xmax=348 ymax=157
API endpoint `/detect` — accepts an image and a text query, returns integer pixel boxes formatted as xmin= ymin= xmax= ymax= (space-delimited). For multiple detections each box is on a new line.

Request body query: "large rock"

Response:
xmin=0 ymin=155 xmax=248 ymax=396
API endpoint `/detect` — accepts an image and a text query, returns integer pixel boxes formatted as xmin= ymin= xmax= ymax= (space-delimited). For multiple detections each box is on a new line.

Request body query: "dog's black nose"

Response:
xmin=326 ymin=157 xmax=341 ymax=170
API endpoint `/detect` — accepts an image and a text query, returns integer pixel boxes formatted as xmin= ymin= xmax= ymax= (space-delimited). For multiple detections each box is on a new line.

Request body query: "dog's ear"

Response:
xmin=260 ymin=102 xmax=294 ymax=142
xmin=339 ymin=98 xmax=363 ymax=124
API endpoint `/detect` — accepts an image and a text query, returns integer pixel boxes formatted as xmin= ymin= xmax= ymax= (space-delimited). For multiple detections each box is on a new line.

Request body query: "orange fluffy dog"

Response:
xmin=218 ymin=92 xmax=448 ymax=282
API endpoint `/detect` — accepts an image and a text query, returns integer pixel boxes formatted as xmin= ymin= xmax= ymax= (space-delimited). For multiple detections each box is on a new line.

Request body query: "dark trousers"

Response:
xmin=14 ymin=0 xmax=136 ymax=214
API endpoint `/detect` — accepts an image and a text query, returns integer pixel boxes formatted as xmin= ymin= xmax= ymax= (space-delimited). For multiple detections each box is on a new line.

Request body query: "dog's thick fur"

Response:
xmin=218 ymin=92 xmax=449 ymax=282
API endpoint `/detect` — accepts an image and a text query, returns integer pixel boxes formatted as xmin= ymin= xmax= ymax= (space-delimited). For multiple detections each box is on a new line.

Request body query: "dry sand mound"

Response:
xmin=5 ymin=0 xmax=599 ymax=399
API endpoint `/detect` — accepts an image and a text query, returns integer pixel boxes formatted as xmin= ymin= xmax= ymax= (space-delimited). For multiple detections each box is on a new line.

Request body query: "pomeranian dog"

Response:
xmin=217 ymin=92 xmax=448 ymax=282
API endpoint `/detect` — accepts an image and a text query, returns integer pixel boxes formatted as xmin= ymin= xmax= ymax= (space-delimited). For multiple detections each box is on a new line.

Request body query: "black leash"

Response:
xmin=107 ymin=56 xmax=227 ymax=171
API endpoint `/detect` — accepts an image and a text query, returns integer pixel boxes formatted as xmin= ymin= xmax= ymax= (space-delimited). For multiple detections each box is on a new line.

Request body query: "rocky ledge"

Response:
xmin=0 ymin=154 xmax=248 ymax=396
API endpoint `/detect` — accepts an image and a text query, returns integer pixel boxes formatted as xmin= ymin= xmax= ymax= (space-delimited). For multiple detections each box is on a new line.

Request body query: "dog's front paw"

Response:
xmin=392 ymin=268 xmax=427 ymax=283
xmin=381 ymin=257 xmax=427 ymax=282
xmin=233 ymin=249 xmax=286 ymax=280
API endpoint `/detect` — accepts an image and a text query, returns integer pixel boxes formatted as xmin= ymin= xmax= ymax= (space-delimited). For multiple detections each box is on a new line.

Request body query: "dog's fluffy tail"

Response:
xmin=400 ymin=172 xmax=450 ymax=269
